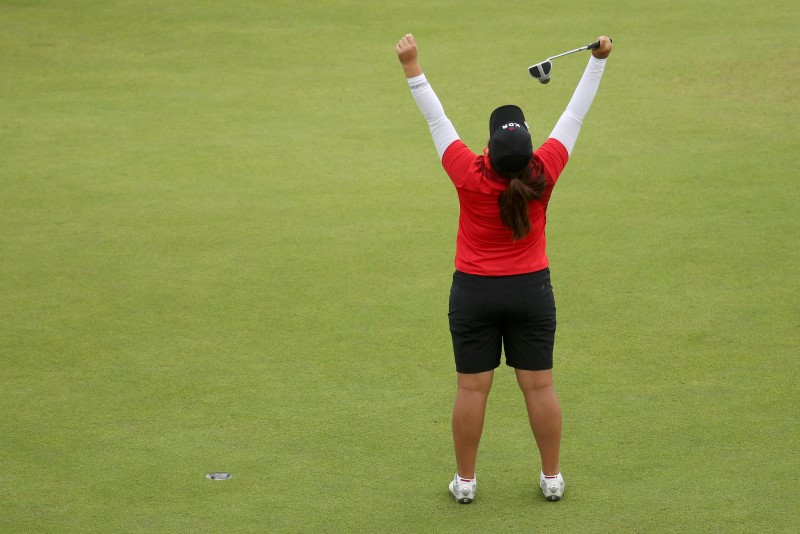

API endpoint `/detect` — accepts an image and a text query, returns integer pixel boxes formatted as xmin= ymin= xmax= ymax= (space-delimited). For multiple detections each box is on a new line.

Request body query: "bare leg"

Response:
xmin=452 ymin=370 xmax=494 ymax=479
xmin=515 ymin=368 xmax=562 ymax=475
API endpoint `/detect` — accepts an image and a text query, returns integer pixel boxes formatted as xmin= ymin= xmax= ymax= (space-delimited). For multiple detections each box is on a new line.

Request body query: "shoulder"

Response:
xmin=442 ymin=140 xmax=475 ymax=167
xmin=442 ymin=141 xmax=484 ymax=188
xmin=535 ymin=138 xmax=569 ymax=163
xmin=534 ymin=138 xmax=570 ymax=184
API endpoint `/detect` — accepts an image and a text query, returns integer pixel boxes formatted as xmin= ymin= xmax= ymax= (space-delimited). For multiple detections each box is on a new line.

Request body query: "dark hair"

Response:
xmin=497 ymin=160 xmax=546 ymax=240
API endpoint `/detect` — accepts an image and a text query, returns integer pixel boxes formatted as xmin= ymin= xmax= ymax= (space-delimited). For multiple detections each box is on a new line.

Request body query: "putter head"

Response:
xmin=528 ymin=60 xmax=552 ymax=84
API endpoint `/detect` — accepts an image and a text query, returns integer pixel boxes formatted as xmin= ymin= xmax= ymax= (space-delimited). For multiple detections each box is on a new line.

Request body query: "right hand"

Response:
xmin=591 ymin=36 xmax=613 ymax=59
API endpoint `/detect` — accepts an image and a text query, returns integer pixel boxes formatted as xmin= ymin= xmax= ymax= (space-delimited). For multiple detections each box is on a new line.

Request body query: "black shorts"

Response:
xmin=448 ymin=268 xmax=556 ymax=374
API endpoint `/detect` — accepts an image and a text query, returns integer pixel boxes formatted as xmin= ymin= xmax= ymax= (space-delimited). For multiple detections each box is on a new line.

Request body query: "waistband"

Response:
xmin=453 ymin=267 xmax=550 ymax=280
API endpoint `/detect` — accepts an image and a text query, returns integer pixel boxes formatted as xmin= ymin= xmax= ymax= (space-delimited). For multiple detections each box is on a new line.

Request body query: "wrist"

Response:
xmin=403 ymin=63 xmax=423 ymax=78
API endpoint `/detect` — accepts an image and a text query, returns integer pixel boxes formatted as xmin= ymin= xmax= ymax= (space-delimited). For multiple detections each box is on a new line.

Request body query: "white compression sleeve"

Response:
xmin=407 ymin=74 xmax=460 ymax=160
xmin=549 ymin=56 xmax=607 ymax=156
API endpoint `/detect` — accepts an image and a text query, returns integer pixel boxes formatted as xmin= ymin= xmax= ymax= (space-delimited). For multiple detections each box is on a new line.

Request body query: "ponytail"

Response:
xmin=497 ymin=162 xmax=546 ymax=240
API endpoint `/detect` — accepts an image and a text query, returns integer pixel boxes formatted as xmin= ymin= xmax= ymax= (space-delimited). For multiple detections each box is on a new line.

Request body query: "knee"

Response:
xmin=456 ymin=371 xmax=494 ymax=395
xmin=515 ymin=369 xmax=554 ymax=394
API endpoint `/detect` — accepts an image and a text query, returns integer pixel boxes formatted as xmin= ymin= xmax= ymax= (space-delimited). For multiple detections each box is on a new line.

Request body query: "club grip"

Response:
xmin=587 ymin=38 xmax=612 ymax=50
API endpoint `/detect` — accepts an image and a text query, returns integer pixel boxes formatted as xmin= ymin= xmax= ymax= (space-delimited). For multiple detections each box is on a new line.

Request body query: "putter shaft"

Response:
xmin=547 ymin=41 xmax=600 ymax=61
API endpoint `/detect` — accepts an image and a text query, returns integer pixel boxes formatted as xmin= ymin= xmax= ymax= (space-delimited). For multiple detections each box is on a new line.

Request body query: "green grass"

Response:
xmin=1 ymin=0 xmax=798 ymax=532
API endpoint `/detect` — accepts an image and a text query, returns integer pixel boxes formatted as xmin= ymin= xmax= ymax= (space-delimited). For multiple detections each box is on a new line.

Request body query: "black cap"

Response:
xmin=488 ymin=105 xmax=533 ymax=174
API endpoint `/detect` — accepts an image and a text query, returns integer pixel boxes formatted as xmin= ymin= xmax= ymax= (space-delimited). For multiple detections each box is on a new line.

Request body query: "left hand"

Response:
xmin=396 ymin=34 xmax=423 ymax=77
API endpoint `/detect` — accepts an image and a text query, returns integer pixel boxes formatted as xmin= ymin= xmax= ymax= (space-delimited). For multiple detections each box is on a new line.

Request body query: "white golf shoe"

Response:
xmin=540 ymin=472 xmax=565 ymax=501
xmin=449 ymin=474 xmax=476 ymax=504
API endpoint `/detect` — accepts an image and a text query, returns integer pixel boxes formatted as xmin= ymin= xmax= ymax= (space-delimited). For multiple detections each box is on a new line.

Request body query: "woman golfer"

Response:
xmin=396 ymin=33 xmax=612 ymax=503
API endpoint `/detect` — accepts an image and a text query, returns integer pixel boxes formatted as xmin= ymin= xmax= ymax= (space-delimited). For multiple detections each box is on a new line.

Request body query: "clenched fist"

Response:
xmin=592 ymin=36 xmax=613 ymax=59
xmin=396 ymin=33 xmax=423 ymax=78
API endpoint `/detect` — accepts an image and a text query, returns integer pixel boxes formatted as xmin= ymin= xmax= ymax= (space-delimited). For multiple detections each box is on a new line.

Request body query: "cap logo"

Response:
xmin=502 ymin=122 xmax=522 ymax=130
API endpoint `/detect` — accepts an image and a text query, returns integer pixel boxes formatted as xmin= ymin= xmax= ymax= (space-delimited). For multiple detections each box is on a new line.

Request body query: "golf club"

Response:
xmin=528 ymin=39 xmax=610 ymax=84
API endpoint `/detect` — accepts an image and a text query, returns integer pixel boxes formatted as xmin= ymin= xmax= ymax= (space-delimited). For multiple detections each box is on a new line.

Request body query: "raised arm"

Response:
xmin=549 ymin=36 xmax=613 ymax=155
xmin=396 ymin=34 xmax=460 ymax=160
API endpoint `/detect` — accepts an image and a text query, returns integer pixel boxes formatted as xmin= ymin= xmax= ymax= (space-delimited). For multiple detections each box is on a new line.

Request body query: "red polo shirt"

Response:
xmin=441 ymin=138 xmax=569 ymax=276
